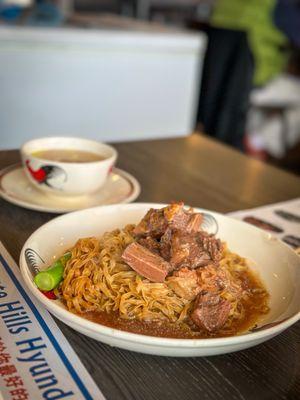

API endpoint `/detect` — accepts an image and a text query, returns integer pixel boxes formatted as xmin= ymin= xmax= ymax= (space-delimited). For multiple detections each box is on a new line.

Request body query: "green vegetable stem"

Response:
xmin=34 ymin=252 xmax=71 ymax=292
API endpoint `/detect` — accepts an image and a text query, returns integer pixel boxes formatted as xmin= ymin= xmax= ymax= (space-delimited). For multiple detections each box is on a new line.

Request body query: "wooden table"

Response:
xmin=1 ymin=133 xmax=300 ymax=400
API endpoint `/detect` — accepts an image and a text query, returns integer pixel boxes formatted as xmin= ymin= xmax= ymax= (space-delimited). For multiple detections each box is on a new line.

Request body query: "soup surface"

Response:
xmin=31 ymin=149 xmax=105 ymax=163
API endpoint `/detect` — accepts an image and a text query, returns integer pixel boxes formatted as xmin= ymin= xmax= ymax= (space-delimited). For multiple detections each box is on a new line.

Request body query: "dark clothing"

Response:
xmin=197 ymin=27 xmax=254 ymax=150
xmin=274 ymin=0 xmax=300 ymax=47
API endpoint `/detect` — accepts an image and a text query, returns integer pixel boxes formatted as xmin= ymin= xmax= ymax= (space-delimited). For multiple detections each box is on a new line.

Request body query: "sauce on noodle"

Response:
xmin=80 ymin=269 xmax=269 ymax=339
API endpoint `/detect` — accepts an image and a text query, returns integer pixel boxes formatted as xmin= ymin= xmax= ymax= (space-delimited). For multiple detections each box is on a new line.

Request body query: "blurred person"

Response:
xmin=274 ymin=0 xmax=300 ymax=48
xmin=211 ymin=0 xmax=288 ymax=86
xmin=197 ymin=0 xmax=288 ymax=150
xmin=246 ymin=0 xmax=300 ymax=164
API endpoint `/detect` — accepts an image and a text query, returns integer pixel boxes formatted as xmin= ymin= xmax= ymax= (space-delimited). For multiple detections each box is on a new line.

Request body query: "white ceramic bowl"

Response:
xmin=21 ymin=137 xmax=117 ymax=197
xmin=19 ymin=203 xmax=300 ymax=357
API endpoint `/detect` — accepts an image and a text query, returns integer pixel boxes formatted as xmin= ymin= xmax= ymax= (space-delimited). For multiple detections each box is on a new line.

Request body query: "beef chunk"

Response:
xmin=133 ymin=202 xmax=203 ymax=239
xmin=170 ymin=231 xmax=210 ymax=269
xmin=133 ymin=208 xmax=167 ymax=238
xmin=197 ymin=265 xmax=243 ymax=299
xmin=196 ymin=264 xmax=225 ymax=293
xmin=167 ymin=268 xmax=201 ymax=300
xmin=170 ymin=231 xmax=223 ymax=270
xmin=191 ymin=293 xmax=231 ymax=332
xmin=186 ymin=213 xmax=203 ymax=233
xmin=159 ymin=228 xmax=172 ymax=260
xmin=201 ymin=232 xmax=223 ymax=263
xmin=164 ymin=202 xmax=190 ymax=230
xmin=122 ymin=242 xmax=171 ymax=282
xmin=159 ymin=214 xmax=203 ymax=261
xmin=138 ymin=236 xmax=160 ymax=254
xmin=164 ymin=203 xmax=203 ymax=233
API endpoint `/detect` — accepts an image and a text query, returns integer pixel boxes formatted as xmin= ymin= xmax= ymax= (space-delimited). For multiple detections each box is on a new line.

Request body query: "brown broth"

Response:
xmin=31 ymin=149 xmax=105 ymax=163
xmin=79 ymin=269 xmax=269 ymax=339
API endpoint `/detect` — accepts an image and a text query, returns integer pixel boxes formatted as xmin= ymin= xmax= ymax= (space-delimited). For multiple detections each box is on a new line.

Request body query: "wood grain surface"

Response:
xmin=1 ymin=133 xmax=300 ymax=400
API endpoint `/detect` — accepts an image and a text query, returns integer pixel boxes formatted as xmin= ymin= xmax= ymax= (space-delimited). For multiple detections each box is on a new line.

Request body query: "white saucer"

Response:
xmin=0 ymin=164 xmax=140 ymax=213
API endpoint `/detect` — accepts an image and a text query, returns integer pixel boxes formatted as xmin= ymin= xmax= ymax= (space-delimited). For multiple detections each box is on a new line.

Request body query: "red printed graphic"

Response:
xmin=25 ymin=160 xmax=67 ymax=189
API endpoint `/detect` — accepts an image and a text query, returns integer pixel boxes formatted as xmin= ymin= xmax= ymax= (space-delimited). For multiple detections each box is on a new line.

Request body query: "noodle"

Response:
xmin=60 ymin=225 xmax=190 ymax=321
xmin=59 ymin=224 xmax=268 ymax=333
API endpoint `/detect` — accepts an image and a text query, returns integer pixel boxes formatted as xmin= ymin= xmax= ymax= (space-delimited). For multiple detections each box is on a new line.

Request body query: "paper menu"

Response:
xmin=0 ymin=241 xmax=105 ymax=400
xmin=229 ymin=198 xmax=300 ymax=252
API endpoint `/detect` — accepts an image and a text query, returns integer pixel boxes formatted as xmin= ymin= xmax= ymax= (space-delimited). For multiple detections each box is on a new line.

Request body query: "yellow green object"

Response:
xmin=34 ymin=252 xmax=71 ymax=291
xmin=211 ymin=0 xmax=288 ymax=85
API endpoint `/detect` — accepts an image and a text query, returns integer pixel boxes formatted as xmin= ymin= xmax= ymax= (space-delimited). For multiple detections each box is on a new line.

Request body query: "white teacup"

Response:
xmin=21 ymin=137 xmax=118 ymax=197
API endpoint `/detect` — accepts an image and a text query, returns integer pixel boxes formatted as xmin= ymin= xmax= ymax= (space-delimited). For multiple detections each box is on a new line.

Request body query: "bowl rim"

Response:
xmin=19 ymin=202 xmax=300 ymax=348
xmin=20 ymin=136 xmax=118 ymax=166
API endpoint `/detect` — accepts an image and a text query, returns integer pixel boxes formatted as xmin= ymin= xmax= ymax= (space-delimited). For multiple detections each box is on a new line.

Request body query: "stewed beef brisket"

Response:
xmin=138 ymin=236 xmax=161 ymax=254
xmin=191 ymin=292 xmax=231 ymax=332
xmin=121 ymin=203 xmax=237 ymax=333
xmin=167 ymin=268 xmax=201 ymax=300
xmin=159 ymin=228 xmax=172 ymax=260
xmin=133 ymin=208 xmax=167 ymax=238
xmin=133 ymin=202 xmax=203 ymax=239
xmin=121 ymin=242 xmax=171 ymax=282
xmin=170 ymin=231 xmax=223 ymax=270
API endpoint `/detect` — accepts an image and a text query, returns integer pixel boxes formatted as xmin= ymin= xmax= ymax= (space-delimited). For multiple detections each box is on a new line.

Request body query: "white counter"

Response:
xmin=0 ymin=23 xmax=206 ymax=148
